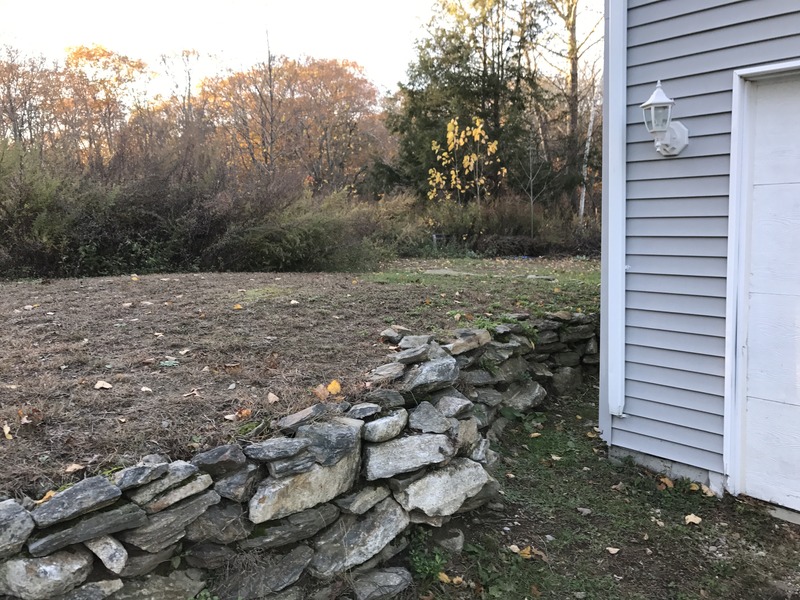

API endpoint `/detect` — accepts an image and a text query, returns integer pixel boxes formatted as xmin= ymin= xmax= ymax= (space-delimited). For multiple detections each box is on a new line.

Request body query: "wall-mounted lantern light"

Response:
xmin=641 ymin=80 xmax=689 ymax=156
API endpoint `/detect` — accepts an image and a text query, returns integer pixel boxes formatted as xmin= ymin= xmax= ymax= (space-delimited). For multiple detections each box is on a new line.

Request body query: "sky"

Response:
xmin=0 ymin=0 xmax=436 ymax=94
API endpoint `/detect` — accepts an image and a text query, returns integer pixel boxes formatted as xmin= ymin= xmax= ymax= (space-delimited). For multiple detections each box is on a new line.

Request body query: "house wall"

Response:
xmin=606 ymin=0 xmax=800 ymax=476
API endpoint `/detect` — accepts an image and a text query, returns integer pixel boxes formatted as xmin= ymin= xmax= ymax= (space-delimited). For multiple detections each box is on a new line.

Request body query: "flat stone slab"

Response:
xmin=399 ymin=357 xmax=459 ymax=394
xmin=83 ymin=535 xmax=128 ymax=575
xmin=334 ymin=485 xmax=391 ymax=515
xmin=214 ymin=462 xmax=262 ymax=503
xmin=31 ymin=476 xmax=121 ymax=528
xmin=186 ymin=501 xmax=252 ymax=544
xmin=54 ymin=578 xmax=123 ymax=599
xmin=244 ymin=438 xmax=311 ymax=461
xmin=363 ymin=434 xmax=455 ymax=480
xmin=112 ymin=462 xmax=169 ymax=491
xmin=296 ymin=418 xmax=363 ymax=466
xmin=106 ymin=570 xmax=205 ymax=600
xmin=408 ymin=401 xmax=450 ymax=433
xmin=240 ymin=503 xmax=339 ymax=551
xmin=221 ymin=545 xmax=313 ymax=599
xmin=142 ymin=473 xmax=213 ymax=514
xmin=190 ymin=444 xmax=247 ymax=476
xmin=126 ymin=461 xmax=198 ymax=506
xmin=0 ymin=547 xmax=93 ymax=600
xmin=352 ymin=567 xmax=413 ymax=600
xmin=363 ymin=409 xmax=408 ymax=443
xmin=443 ymin=329 xmax=492 ymax=355
xmin=501 ymin=380 xmax=547 ymax=411
xmin=363 ymin=389 xmax=405 ymax=409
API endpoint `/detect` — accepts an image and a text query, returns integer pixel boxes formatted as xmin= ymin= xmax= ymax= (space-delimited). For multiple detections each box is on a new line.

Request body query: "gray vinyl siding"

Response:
xmin=614 ymin=1 xmax=800 ymax=474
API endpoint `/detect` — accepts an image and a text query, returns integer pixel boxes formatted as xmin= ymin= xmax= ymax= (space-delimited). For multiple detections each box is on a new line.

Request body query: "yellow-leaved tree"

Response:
xmin=427 ymin=116 xmax=506 ymax=206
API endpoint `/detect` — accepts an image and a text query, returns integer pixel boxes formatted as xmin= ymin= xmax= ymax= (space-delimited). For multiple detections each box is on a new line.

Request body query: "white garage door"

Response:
xmin=741 ymin=74 xmax=800 ymax=510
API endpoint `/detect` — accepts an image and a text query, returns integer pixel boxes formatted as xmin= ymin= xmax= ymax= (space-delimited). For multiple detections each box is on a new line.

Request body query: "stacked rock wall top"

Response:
xmin=0 ymin=312 xmax=598 ymax=600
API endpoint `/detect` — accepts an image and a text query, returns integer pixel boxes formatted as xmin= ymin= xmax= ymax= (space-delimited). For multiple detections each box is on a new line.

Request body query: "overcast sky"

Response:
xmin=0 ymin=0 xmax=436 ymax=93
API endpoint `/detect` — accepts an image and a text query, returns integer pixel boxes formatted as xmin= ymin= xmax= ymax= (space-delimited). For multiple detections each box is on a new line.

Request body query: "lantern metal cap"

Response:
xmin=641 ymin=80 xmax=675 ymax=109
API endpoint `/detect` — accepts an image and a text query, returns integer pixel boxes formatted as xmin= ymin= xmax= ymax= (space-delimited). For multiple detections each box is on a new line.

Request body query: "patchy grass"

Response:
xmin=399 ymin=382 xmax=800 ymax=600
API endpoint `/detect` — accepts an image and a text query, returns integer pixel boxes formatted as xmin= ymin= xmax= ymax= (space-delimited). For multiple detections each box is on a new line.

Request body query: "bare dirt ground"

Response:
xmin=0 ymin=257 xmax=598 ymax=499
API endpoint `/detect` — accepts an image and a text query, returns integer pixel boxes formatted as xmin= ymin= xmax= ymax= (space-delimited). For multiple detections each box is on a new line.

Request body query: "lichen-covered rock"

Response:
xmin=394 ymin=458 xmax=491 ymax=517
xmin=364 ymin=434 xmax=454 ymax=480
xmin=0 ymin=547 xmax=93 ymax=600
xmin=249 ymin=441 xmax=360 ymax=524
xmin=83 ymin=535 xmax=128 ymax=574
xmin=27 ymin=503 xmax=147 ymax=557
xmin=443 ymin=329 xmax=491 ymax=355
xmin=244 ymin=437 xmax=311 ymax=461
xmin=240 ymin=503 xmax=339 ymax=550
xmin=190 ymin=444 xmax=247 ymax=476
xmin=346 ymin=402 xmax=382 ymax=419
xmin=106 ymin=569 xmax=205 ymax=600
xmin=363 ymin=409 xmax=408 ymax=443
xmin=296 ymin=418 xmax=363 ymax=466
xmin=400 ymin=357 xmax=459 ymax=394
xmin=408 ymin=401 xmax=450 ymax=434
xmin=112 ymin=461 xmax=169 ymax=491
xmin=221 ymin=545 xmax=313 ymax=599
xmin=142 ymin=473 xmax=213 ymax=513
xmin=30 ymin=476 xmax=121 ymax=528
xmin=334 ymin=485 xmax=391 ymax=515
xmin=309 ymin=497 xmax=409 ymax=579
xmin=501 ymin=380 xmax=547 ymax=411
xmin=119 ymin=490 xmax=220 ymax=552
xmin=185 ymin=501 xmax=252 ymax=544
xmin=214 ymin=461 xmax=262 ymax=502
xmin=352 ymin=567 xmax=413 ymax=600
xmin=0 ymin=499 xmax=34 ymax=559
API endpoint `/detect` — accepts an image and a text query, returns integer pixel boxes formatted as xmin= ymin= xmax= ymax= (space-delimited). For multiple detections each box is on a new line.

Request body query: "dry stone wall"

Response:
xmin=0 ymin=312 xmax=597 ymax=600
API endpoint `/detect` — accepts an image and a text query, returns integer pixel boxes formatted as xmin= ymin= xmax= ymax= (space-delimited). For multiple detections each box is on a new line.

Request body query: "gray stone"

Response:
xmin=222 ymin=546 xmax=313 ymax=599
xmin=471 ymin=403 xmax=496 ymax=428
xmin=487 ymin=417 xmax=510 ymax=444
xmin=249 ymin=442 xmax=360 ymax=523
xmin=469 ymin=439 xmax=491 ymax=463
xmin=351 ymin=536 xmax=409 ymax=575
xmin=408 ymin=401 xmax=450 ymax=433
xmin=118 ymin=544 xmax=177 ymax=578
xmin=364 ymin=389 xmax=405 ymax=409
xmin=30 ymin=476 xmax=121 ymax=528
xmin=185 ymin=501 xmax=252 ymax=544
xmin=459 ymin=369 xmax=498 ymax=387
xmin=363 ymin=434 xmax=455 ymax=480
xmin=552 ymin=366 xmax=583 ymax=395
xmin=214 ymin=462 xmax=263 ymax=502
xmin=268 ymin=450 xmax=318 ymax=478
xmin=583 ymin=353 xmax=600 ymax=365
xmin=554 ymin=351 xmax=581 ymax=367
xmin=126 ymin=461 xmax=198 ymax=506
xmin=532 ymin=317 xmax=560 ymax=331
xmin=394 ymin=459 xmax=490 ymax=517
xmin=309 ymin=498 xmax=409 ymax=579
xmin=456 ymin=418 xmax=481 ymax=456
xmin=501 ymin=380 xmax=547 ymax=412
xmin=508 ymin=333 xmax=534 ymax=354
xmin=240 ymin=503 xmax=339 ymax=550
xmin=0 ymin=499 xmax=34 ymax=559
xmin=443 ymin=329 xmax=492 ymax=355
xmin=389 ymin=346 xmax=429 ymax=364
xmin=276 ymin=403 xmax=328 ymax=431
xmin=386 ymin=469 xmax=428 ymax=493
xmin=429 ymin=386 xmax=469 ymax=402
xmin=535 ymin=342 xmax=567 ymax=354
xmin=347 ymin=402 xmax=382 ymax=419
xmin=503 ymin=312 xmax=531 ymax=321
xmin=352 ymin=567 xmax=413 ymax=600
xmin=454 ymin=352 xmax=480 ymax=370
xmin=119 ymin=490 xmax=221 ymax=552
xmin=185 ymin=543 xmax=235 ymax=569
xmin=481 ymin=341 xmax=516 ymax=364
xmin=474 ymin=388 xmax=503 ymax=407
xmin=379 ymin=327 xmax=406 ymax=344
xmin=408 ymin=511 xmax=448 ymax=527
xmin=434 ymin=395 xmax=473 ymax=418
xmin=112 ymin=462 xmax=169 ymax=491
xmin=560 ymin=324 xmax=596 ymax=342
xmin=27 ymin=503 xmax=147 ymax=557
xmin=190 ymin=444 xmax=247 ymax=476
xmin=0 ymin=547 xmax=93 ymax=600
xmin=363 ymin=409 xmax=408 ymax=443
xmin=143 ymin=473 xmax=213 ymax=513
xmin=297 ymin=418 xmax=363 ymax=466
xmin=367 ymin=363 xmax=406 ymax=384
xmin=494 ymin=322 xmax=524 ymax=335
xmin=107 ymin=570 xmax=205 ymax=600
xmin=457 ymin=476 xmax=501 ymax=512
xmin=495 ymin=355 xmax=531 ymax=382
xmin=400 ymin=357 xmax=459 ymax=394
xmin=83 ymin=535 xmax=128 ymax=574
xmin=54 ymin=579 xmax=123 ymax=600
xmin=584 ymin=335 xmax=599 ymax=355
xmin=335 ymin=485 xmax=391 ymax=515
xmin=244 ymin=437 xmax=311 ymax=461
xmin=398 ymin=335 xmax=433 ymax=349
xmin=536 ymin=329 xmax=559 ymax=345
xmin=530 ymin=361 xmax=553 ymax=381
xmin=433 ymin=527 xmax=464 ymax=554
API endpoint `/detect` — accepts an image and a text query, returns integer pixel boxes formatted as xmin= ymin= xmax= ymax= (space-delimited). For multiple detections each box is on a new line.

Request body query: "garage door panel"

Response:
xmin=746 ymin=293 xmax=800 ymax=406
xmin=750 ymin=184 xmax=800 ymax=294
xmin=753 ymin=76 xmax=800 ymax=185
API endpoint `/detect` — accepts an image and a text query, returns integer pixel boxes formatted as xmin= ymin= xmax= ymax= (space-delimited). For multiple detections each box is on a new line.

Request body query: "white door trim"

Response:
xmin=724 ymin=59 xmax=800 ymax=496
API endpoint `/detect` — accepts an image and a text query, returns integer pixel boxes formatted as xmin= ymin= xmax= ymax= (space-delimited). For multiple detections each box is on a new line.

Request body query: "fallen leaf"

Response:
xmin=313 ymin=384 xmax=330 ymax=401
xmin=117 ymin=417 xmax=127 ymax=423
xmin=689 ymin=482 xmax=700 ymax=492
xmin=610 ymin=482 xmax=626 ymax=492
xmin=130 ymin=275 xmax=139 ymax=281
xmin=606 ymin=547 xmax=620 ymax=555
xmin=701 ymin=484 xmax=715 ymax=497
xmin=267 ymin=392 xmax=280 ymax=404
xmin=34 ymin=490 xmax=56 ymax=504
xmin=326 ymin=379 xmax=342 ymax=395
xmin=236 ymin=408 xmax=252 ymax=420
xmin=419 ymin=593 xmax=435 ymax=600
xmin=517 ymin=546 xmax=533 ymax=559
xmin=290 ymin=300 xmax=300 ymax=305
xmin=64 ymin=463 xmax=84 ymax=474
xmin=505 ymin=472 xmax=516 ymax=479
xmin=684 ymin=513 xmax=702 ymax=526
xmin=179 ymin=348 xmax=191 ymax=355
xmin=94 ymin=380 xmax=113 ymax=390
xmin=452 ymin=576 xmax=464 ymax=586
xmin=122 ymin=302 xmax=132 ymax=308
xmin=228 ymin=383 xmax=236 ymax=390
xmin=233 ymin=304 xmax=243 ymax=310
xmin=508 ymin=544 xmax=521 ymax=554
xmin=531 ymin=584 xmax=542 ymax=598
xmin=577 ymin=507 xmax=592 ymax=516
xmin=530 ymin=547 xmax=549 ymax=562
xmin=550 ymin=454 xmax=562 ymax=461
xmin=182 ymin=388 xmax=201 ymax=397
xmin=651 ymin=516 xmax=665 ymax=527
xmin=586 ymin=431 xmax=598 ymax=438
xmin=659 ymin=476 xmax=674 ymax=489
xmin=2 ymin=422 xmax=11 ymax=440
xmin=529 ymin=432 xmax=542 ymax=438
xmin=437 ymin=572 xmax=451 ymax=584
xmin=141 ymin=387 xmax=152 ymax=393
